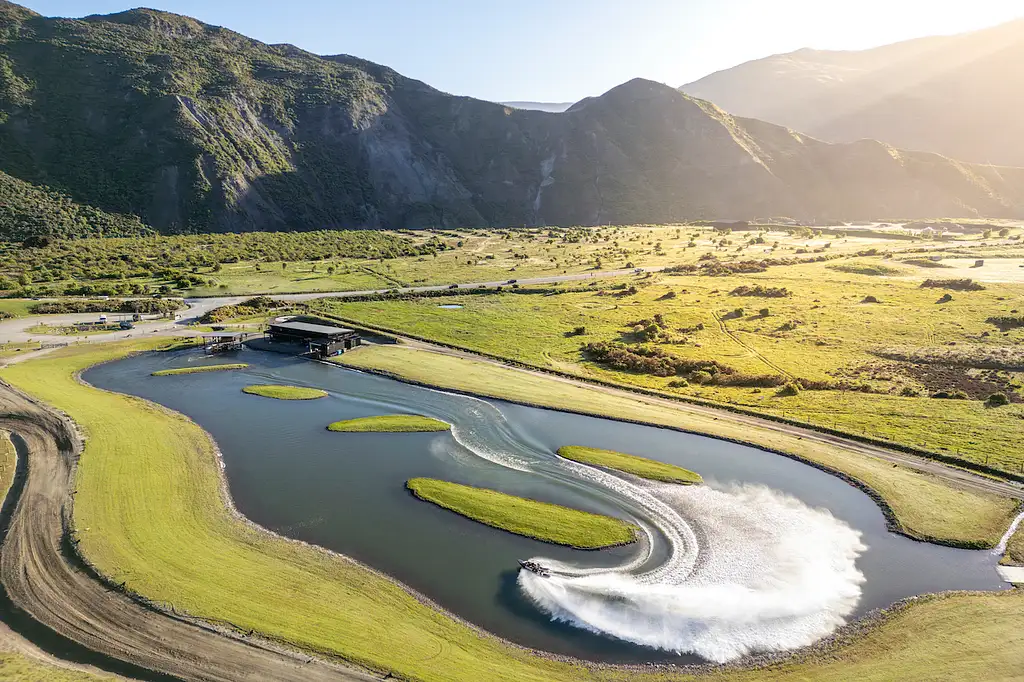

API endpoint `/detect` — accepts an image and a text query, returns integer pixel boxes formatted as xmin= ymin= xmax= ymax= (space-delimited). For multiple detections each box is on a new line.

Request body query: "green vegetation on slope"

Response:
xmin=0 ymin=168 xmax=151 ymax=241
xmin=153 ymin=363 xmax=248 ymax=376
xmin=337 ymin=344 xmax=1019 ymax=547
xmin=242 ymin=384 xmax=327 ymax=400
xmin=558 ymin=445 xmax=702 ymax=484
xmin=406 ymin=478 xmax=636 ymax=549
xmin=2 ymin=341 xmax=1023 ymax=680
xmin=328 ymin=415 xmax=449 ymax=433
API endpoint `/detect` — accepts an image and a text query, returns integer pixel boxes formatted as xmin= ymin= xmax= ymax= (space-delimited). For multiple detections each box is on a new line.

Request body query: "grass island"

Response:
xmin=152 ymin=363 xmax=249 ymax=376
xmin=328 ymin=414 xmax=450 ymax=433
xmin=558 ymin=445 xmax=703 ymax=485
xmin=241 ymin=384 xmax=328 ymax=400
xmin=406 ymin=478 xmax=638 ymax=549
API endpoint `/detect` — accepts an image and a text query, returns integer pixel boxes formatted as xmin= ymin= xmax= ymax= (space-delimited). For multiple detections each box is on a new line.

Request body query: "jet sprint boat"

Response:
xmin=518 ymin=560 xmax=551 ymax=577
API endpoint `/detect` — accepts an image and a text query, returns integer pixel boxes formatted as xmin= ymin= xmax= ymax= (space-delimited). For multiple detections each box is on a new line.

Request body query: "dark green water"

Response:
xmin=85 ymin=348 xmax=1007 ymax=664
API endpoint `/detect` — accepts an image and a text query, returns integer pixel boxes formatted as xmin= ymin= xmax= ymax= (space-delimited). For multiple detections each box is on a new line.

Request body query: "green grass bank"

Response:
xmin=152 ymin=363 xmax=249 ymax=376
xmin=328 ymin=415 xmax=449 ymax=433
xmin=406 ymin=478 xmax=637 ymax=549
xmin=242 ymin=384 xmax=327 ymax=400
xmin=558 ymin=446 xmax=703 ymax=484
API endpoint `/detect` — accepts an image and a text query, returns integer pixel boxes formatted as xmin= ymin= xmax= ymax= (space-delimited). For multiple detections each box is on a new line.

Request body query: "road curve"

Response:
xmin=0 ymin=382 xmax=377 ymax=682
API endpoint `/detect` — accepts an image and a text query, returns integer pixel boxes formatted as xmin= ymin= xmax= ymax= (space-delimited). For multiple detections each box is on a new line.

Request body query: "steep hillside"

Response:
xmin=0 ymin=169 xmax=151 ymax=241
xmin=1 ymin=1 xmax=1023 ymax=238
xmin=681 ymin=18 xmax=1024 ymax=166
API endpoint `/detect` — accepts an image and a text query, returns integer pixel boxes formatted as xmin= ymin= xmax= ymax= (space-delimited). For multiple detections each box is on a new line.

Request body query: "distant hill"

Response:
xmin=1 ymin=1 xmax=1023 ymax=239
xmin=501 ymin=101 xmax=574 ymax=113
xmin=681 ymin=18 xmax=1024 ymax=166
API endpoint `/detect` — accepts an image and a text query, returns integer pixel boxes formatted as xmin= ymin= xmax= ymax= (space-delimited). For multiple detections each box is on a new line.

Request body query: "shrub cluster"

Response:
xmin=582 ymin=342 xmax=789 ymax=387
xmin=986 ymin=315 xmax=1024 ymax=330
xmin=730 ymin=285 xmax=792 ymax=298
xmin=920 ymin=279 xmax=985 ymax=291
xmin=29 ymin=298 xmax=181 ymax=315
xmin=201 ymin=296 xmax=281 ymax=323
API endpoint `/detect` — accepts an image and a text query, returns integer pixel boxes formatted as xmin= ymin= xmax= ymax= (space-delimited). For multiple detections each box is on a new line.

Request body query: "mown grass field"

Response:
xmin=0 ymin=430 xmax=14 ymax=504
xmin=0 ymin=654 xmax=119 ymax=682
xmin=152 ymin=363 xmax=248 ymax=376
xmin=406 ymin=478 xmax=637 ymax=549
xmin=558 ymin=446 xmax=703 ymax=484
xmin=2 ymin=342 xmax=1022 ymax=680
xmin=315 ymin=257 xmax=1024 ymax=476
xmin=241 ymin=384 xmax=327 ymax=400
xmin=338 ymin=344 xmax=1019 ymax=547
xmin=328 ymin=415 xmax=449 ymax=432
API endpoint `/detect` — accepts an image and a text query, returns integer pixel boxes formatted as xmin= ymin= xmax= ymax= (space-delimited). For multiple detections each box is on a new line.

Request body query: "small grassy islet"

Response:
xmin=328 ymin=415 xmax=449 ymax=432
xmin=242 ymin=384 xmax=327 ymax=400
xmin=558 ymin=445 xmax=703 ymax=484
xmin=406 ymin=478 xmax=638 ymax=549
xmin=152 ymin=363 xmax=249 ymax=376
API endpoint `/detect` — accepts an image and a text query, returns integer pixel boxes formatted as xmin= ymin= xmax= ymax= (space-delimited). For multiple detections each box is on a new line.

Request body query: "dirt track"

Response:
xmin=0 ymin=382 xmax=378 ymax=682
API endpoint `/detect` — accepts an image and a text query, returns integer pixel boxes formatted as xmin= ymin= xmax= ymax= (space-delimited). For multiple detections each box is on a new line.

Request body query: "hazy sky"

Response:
xmin=20 ymin=0 xmax=1024 ymax=102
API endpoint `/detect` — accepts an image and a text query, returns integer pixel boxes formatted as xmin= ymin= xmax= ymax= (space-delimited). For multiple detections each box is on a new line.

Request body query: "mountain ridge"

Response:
xmin=1 ymin=1 xmax=1023 ymax=239
xmin=681 ymin=17 xmax=1024 ymax=166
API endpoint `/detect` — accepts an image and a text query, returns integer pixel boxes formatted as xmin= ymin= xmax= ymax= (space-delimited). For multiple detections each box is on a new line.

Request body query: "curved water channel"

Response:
xmin=85 ymin=348 xmax=1007 ymax=664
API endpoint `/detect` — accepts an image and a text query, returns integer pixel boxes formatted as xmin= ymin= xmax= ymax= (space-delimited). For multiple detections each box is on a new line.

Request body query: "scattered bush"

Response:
xmin=936 ymin=293 xmax=953 ymax=304
xmin=759 ymin=307 xmax=770 ymax=317
xmin=931 ymin=390 xmax=969 ymax=400
xmin=777 ymin=383 xmax=801 ymax=397
xmin=730 ymin=285 xmax=792 ymax=298
xmin=986 ymin=315 xmax=1024 ymax=331
xmin=920 ymin=279 xmax=985 ymax=291
xmin=862 ymin=295 xmax=879 ymax=303
xmin=568 ymin=326 xmax=587 ymax=336
xmin=201 ymin=296 xmax=281 ymax=323
xmin=667 ymin=379 xmax=689 ymax=388
xmin=986 ymin=393 xmax=1010 ymax=407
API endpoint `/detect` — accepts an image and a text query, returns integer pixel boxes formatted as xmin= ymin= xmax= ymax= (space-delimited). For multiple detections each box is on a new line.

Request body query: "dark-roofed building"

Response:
xmin=266 ymin=320 xmax=360 ymax=357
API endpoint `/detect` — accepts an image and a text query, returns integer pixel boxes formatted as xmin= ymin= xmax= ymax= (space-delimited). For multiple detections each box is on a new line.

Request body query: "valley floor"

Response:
xmin=0 ymin=340 xmax=1020 ymax=681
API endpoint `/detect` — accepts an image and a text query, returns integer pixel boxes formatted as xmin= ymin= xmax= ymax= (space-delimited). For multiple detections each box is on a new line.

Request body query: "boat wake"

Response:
xmin=413 ymin=384 xmax=868 ymax=662
xmin=519 ymin=481 xmax=866 ymax=662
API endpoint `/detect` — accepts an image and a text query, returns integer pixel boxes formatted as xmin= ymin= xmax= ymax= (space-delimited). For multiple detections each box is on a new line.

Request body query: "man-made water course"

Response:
xmin=85 ymin=349 xmax=1008 ymax=664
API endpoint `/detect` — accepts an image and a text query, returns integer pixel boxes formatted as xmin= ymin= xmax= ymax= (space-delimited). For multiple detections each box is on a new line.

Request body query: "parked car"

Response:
xmin=448 ymin=284 xmax=459 ymax=289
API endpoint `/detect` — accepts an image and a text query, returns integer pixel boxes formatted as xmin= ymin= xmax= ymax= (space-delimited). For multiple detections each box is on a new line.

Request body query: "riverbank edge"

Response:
xmin=338 ymin=360 xmax=998 ymax=551
xmin=1 ymin=341 xmax=1014 ymax=682
xmin=405 ymin=478 xmax=640 ymax=551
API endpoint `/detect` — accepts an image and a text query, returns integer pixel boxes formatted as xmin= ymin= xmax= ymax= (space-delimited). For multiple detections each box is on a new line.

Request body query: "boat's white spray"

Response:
xmin=994 ymin=507 xmax=1024 ymax=556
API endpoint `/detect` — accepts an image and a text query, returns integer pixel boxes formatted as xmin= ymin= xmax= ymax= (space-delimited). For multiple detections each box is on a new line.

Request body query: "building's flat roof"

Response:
xmin=268 ymin=321 xmax=356 ymax=336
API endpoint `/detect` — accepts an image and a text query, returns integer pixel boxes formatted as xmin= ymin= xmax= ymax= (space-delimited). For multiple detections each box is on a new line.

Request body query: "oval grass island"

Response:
xmin=241 ymin=384 xmax=328 ymax=400
xmin=406 ymin=478 xmax=638 ymax=549
xmin=152 ymin=363 xmax=249 ymax=376
xmin=328 ymin=415 xmax=450 ymax=433
xmin=558 ymin=445 xmax=703 ymax=485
